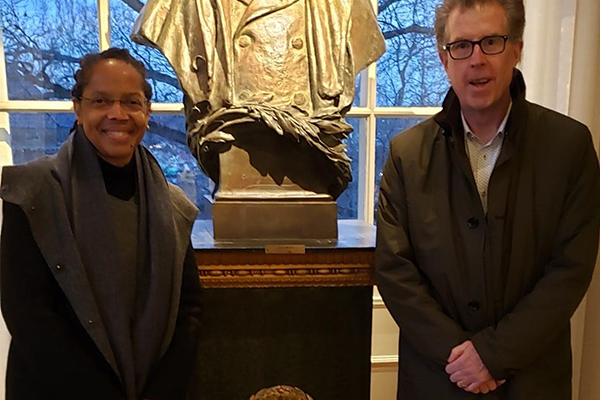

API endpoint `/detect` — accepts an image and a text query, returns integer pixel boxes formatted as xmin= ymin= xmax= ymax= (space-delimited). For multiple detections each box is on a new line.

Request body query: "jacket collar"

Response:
xmin=434 ymin=68 xmax=527 ymax=138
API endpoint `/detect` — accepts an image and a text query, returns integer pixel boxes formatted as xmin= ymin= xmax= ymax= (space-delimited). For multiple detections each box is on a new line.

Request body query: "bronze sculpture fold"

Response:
xmin=132 ymin=0 xmax=384 ymax=200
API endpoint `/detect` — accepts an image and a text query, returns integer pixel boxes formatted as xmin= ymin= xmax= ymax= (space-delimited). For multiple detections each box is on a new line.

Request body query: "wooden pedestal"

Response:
xmin=191 ymin=220 xmax=375 ymax=400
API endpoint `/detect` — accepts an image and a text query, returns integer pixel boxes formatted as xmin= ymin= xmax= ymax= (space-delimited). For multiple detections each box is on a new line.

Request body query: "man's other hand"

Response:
xmin=446 ymin=340 xmax=505 ymax=394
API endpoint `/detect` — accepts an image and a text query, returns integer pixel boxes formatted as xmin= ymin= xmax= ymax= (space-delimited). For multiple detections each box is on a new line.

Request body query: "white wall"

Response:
xmin=370 ymin=288 xmax=399 ymax=400
xmin=0 ymin=23 xmax=11 ymax=400
xmin=522 ymin=0 xmax=600 ymax=398
xmin=571 ymin=1 xmax=600 ymax=398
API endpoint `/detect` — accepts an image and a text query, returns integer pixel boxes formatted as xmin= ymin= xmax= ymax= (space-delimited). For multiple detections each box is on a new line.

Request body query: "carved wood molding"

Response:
xmin=195 ymin=248 xmax=374 ymax=288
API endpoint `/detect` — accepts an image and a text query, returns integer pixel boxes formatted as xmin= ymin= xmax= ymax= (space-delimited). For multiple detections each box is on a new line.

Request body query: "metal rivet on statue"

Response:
xmin=238 ymin=90 xmax=251 ymax=101
xmin=238 ymin=35 xmax=252 ymax=48
xmin=294 ymin=93 xmax=306 ymax=106
xmin=292 ymin=38 xmax=304 ymax=49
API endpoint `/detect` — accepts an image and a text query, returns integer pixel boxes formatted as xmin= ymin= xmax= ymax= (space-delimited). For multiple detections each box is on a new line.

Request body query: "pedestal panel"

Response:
xmin=191 ymin=221 xmax=376 ymax=400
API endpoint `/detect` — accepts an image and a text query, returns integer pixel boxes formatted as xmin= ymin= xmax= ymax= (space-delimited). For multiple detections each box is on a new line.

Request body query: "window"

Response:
xmin=0 ymin=0 xmax=446 ymax=223
xmin=1 ymin=0 xmax=99 ymax=100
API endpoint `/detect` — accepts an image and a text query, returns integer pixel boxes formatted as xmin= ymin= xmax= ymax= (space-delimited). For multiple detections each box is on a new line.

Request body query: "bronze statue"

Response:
xmin=132 ymin=0 xmax=384 ymax=239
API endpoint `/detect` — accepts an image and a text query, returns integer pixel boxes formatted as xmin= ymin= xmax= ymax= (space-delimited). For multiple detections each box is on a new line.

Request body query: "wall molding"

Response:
xmin=373 ymin=294 xmax=386 ymax=309
xmin=371 ymin=355 xmax=399 ymax=369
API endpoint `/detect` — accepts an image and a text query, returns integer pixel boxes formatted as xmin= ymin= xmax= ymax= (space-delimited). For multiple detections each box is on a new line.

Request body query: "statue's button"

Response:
xmin=239 ymin=90 xmax=252 ymax=101
xmin=293 ymin=93 xmax=306 ymax=105
xmin=191 ymin=55 xmax=206 ymax=72
xmin=238 ymin=35 xmax=252 ymax=48
xmin=291 ymin=38 xmax=304 ymax=49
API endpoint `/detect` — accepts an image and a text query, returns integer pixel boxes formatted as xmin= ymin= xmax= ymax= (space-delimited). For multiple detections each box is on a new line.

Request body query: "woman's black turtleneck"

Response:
xmin=98 ymin=156 xmax=137 ymax=201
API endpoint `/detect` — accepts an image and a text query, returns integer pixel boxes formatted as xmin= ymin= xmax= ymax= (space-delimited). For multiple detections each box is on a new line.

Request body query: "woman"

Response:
xmin=0 ymin=48 xmax=201 ymax=400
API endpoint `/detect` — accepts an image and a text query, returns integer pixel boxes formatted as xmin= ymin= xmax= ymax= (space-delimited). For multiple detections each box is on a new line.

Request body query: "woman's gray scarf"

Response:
xmin=58 ymin=128 xmax=176 ymax=398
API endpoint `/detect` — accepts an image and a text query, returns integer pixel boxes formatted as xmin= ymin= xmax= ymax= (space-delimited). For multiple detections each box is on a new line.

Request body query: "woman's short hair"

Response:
xmin=71 ymin=48 xmax=153 ymax=101
xmin=434 ymin=0 xmax=525 ymax=52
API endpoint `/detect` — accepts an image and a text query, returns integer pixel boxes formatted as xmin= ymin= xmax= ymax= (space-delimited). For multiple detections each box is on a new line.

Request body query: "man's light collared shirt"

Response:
xmin=462 ymin=103 xmax=512 ymax=213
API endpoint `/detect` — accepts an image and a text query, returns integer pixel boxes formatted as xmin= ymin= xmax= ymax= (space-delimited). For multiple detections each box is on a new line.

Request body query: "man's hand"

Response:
xmin=446 ymin=340 xmax=505 ymax=394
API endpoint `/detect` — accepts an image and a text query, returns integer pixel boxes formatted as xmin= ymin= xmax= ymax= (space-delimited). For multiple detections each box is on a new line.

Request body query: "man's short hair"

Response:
xmin=434 ymin=0 xmax=525 ymax=52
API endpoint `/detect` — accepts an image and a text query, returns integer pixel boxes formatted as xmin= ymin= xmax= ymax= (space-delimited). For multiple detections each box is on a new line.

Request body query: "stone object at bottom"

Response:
xmin=248 ymin=385 xmax=314 ymax=400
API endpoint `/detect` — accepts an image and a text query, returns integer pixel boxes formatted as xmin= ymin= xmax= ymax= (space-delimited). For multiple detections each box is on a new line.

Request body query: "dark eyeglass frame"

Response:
xmin=443 ymin=35 xmax=509 ymax=60
xmin=77 ymin=96 xmax=149 ymax=112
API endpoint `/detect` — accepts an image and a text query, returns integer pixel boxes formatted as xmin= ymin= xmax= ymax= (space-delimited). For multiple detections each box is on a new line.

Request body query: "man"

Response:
xmin=375 ymin=0 xmax=600 ymax=399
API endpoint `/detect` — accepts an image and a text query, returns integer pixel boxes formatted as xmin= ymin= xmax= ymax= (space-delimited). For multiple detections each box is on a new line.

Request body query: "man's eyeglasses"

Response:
xmin=443 ymin=35 xmax=509 ymax=60
xmin=79 ymin=96 xmax=149 ymax=113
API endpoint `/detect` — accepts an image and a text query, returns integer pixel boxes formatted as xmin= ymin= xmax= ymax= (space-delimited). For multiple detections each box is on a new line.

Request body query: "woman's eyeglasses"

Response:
xmin=79 ymin=96 xmax=149 ymax=112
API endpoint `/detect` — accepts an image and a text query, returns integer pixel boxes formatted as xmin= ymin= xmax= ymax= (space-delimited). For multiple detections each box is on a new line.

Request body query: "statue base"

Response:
xmin=211 ymin=199 xmax=338 ymax=240
xmin=208 ymin=131 xmax=340 ymax=241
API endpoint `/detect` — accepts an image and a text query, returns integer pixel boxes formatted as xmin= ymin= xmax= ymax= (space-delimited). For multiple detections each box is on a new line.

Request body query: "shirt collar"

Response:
xmin=461 ymin=101 xmax=513 ymax=145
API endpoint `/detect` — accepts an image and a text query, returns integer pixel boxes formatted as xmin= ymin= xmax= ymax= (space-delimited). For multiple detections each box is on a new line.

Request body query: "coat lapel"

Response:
xmin=157 ymin=185 xmax=198 ymax=358
xmin=235 ymin=0 xmax=300 ymax=38
xmin=501 ymin=98 xmax=537 ymax=311
xmin=1 ymin=163 xmax=120 ymax=380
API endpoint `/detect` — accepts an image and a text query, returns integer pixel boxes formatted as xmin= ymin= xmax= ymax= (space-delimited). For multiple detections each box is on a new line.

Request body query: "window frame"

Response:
xmin=0 ymin=0 xmax=441 ymax=224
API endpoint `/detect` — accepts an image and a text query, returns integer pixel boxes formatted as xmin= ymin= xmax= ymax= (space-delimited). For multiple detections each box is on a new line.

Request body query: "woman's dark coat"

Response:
xmin=0 ymin=148 xmax=201 ymax=400
xmin=375 ymin=72 xmax=600 ymax=400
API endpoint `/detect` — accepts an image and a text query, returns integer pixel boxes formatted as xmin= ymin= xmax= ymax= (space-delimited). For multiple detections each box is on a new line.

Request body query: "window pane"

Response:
xmin=8 ymin=112 xmax=211 ymax=219
xmin=352 ymin=71 xmax=363 ymax=107
xmin=144 ymin=114 xmax=211 ymax=219
xmin=337 ymin=118 xmax=361 ymax=220
xmin=374 ymin=117 xmax=425 ymax=220
xmin=9 ymin=113 xmax=75 ymax=163
xmin=1 ymin=0 xmax=99 ymax=100
xmin=110 ymin=0 xmax=183 ymax=103
xmin=377 ymin=0 xmax=449 ymax=107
